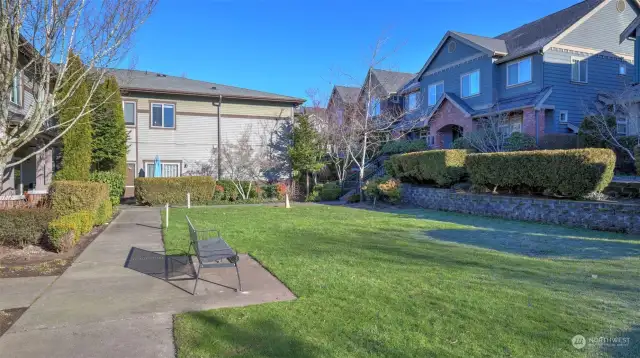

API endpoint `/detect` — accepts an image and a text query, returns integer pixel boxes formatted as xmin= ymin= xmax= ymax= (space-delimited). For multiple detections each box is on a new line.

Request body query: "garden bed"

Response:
xmin=0 ymin=307 xmax=27 ymax=337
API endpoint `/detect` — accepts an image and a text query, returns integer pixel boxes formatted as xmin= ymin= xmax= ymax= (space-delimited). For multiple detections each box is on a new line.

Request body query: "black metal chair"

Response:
xmin=186 ymin=216 xmax=242 ymax=295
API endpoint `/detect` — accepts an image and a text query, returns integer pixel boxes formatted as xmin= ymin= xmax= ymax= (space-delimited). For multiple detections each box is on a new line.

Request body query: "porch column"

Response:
xmin=35 ymin=148 xmax=52 ymax=192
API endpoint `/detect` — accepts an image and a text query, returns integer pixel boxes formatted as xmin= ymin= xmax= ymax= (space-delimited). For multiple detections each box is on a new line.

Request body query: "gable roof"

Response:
xmin=370 ymin=69 xmax=416 ymax=95
xmin=334 ymin=85 xmax=360 ymax=104
xmin=451 ymin=31 xmax=508 ymax=55
xmin=109 ymin=68 xmax=305 ymax=104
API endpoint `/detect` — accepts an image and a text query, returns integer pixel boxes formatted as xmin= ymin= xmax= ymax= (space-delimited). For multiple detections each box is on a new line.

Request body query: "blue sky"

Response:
xmin=127 ymin=0 xmax=580 ymax=105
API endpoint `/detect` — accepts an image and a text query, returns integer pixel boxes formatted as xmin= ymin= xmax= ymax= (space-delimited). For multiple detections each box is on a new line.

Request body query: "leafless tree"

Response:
xmin=183 ymin=146 xmax=218 ymax=177
xmin=0 ymin=0 xmax=156 ymax=176
xmin=221 ymin=127 xmax=265 ymax=200
xmin=462 ymin=111 xmax=513 ymax=153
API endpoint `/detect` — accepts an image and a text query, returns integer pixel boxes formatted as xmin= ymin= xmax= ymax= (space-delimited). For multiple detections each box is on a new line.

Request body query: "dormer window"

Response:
xmin=9 ymin=72 xmax=21 ymax=106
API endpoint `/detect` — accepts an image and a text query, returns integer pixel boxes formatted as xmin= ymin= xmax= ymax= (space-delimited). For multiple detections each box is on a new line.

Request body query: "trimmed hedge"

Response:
xmin=319 ymin=182 xmax=341 ymax=201
xmin=388 ymin=150 xmax=467 ymax=187
xmin=95 ymin=199 xmax=113 ymax=225
xmin=635 ymin=145 xmax=640 ymax=175
xmin=466 ymin=148 xmax=616 ymax=198
xmin=381 ymin=139 xmax=428 ymax=155
xmin=0 ymin=208 xmax=56 ymax=247
xmin=47 ymin=211 xmax=95 ymax=252
xmin=90 ymin=171 xmax=125 ymax=206
xmin=135 ymin=176 xmax=215 ymax=205
xmin=50 ymin=180 xmax=109 ymax=217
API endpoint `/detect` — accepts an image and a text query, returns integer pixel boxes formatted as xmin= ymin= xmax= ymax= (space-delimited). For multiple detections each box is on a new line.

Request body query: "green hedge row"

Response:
xmin=135 ymin=177 xmax=216 ymax=206
xmin=387 ymin=149 xmax=467 ymax=187
xmin=381 ymin=139 xmax=428 ymax=155
xmin=47 ymin=211 xmax=95 ymax=252
xmin=0 ymin=208 xmax=57 ymax=247
xmin=50 ymin=180 xmax=110 ymax=217
xmin=466 ymin=148 xmax=615 ymax=198
xmin=635 ymin=145 xmax=640 ymax=175
xmin=90 ymin=171 xmax=125 ymax=206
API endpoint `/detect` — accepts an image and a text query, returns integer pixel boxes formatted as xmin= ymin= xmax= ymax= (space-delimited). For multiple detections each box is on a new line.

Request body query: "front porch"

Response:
xmin=1 ymin=142 xmax=54 ymax=198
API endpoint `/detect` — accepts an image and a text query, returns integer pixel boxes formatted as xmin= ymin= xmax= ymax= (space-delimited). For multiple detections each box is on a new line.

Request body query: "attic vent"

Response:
xmin=156 ymin=73 xmax=167 ymax=77
xmin=617 ymin=0 xmax=626 ymax=13
xmin=448 ymin=40 xmax=457 ymax=53
xmin=211 ymin=86 xmax=217 ymax=90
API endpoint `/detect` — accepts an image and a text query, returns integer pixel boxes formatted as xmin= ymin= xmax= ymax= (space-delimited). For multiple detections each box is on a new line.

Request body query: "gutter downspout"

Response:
xmin=217 ymin=95 xmax=222 ymax=179
xmin=535 ymin=109 xmax=539 ymax=145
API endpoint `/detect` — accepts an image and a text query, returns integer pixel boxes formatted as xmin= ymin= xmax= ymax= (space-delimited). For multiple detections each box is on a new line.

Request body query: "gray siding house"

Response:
xmin=401 ymin=0 xmax=638 ymax=148
xmin=110 ymin=69 xmax=304 ymax=196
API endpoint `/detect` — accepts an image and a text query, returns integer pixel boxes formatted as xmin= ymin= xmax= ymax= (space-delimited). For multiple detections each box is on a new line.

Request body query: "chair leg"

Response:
xmin=192 ymin=264 xmax=201 ymax=295
xmin=235 ymin=262 xmax=242 ymax=292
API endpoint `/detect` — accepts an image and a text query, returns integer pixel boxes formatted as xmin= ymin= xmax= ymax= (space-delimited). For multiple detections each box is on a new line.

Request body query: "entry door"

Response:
xmin=125 ymin=162 xmax=136 ymax=198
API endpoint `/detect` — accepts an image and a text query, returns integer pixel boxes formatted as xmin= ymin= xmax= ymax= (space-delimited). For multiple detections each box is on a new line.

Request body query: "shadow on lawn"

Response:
xmin=182 ymin=312 xmax=324 ymax=357
xmin=600 ymin=325 xmax=640 ymax=357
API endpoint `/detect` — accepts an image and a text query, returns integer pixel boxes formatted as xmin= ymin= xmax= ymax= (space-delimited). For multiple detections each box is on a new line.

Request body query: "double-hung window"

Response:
xmin=405 ymin=92 xmax=419 ymax=111
xmin=9 ymin=72 xmax=21 ymax=105
xmin=369 ymin=98 xmax=380 ymax=117
xmin=145 ymin=162 xmax=180 ymax=177
xmin=123 ymin=101 xmax=136 ymax=126
xmin=428 ymin=81 xmax=444 ymax=107
xmin=616 ymin=118 xmax=628 ymax=136
xmin=151 ymin=103 xmax=175 ymax=128
xmin=571 ymin=57 xmax=588 ymax=83
xmin=507 ymin=57 xmax=532 ymax=87
xmin=461 ymin=70 xmax=480 ymax=98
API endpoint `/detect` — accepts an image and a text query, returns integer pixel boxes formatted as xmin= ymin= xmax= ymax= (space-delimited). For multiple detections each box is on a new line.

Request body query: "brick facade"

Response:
xmin=521 ymin=108 xmax=545 ymax=139
xmin=428 ymin=100 xmax=473 ymax=148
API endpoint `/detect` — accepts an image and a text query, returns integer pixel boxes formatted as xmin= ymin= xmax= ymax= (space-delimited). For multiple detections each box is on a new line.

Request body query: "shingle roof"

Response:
xmin=108 ymin=68 xmax=305 ymax=104
xmin=495 ymin=0 xmax=605 ymax=63
xmin=451 ymin=31 xmax=508 ymax=55
xmin=371 ymin=69 xmax=416 ymax=95
xmin=473 ymin=87 xmax=553 ymax=117
xmin=334 ymin=85 xmax=360 ymax=104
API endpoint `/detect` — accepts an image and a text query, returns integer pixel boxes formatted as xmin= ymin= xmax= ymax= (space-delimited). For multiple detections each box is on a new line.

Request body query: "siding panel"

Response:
xmin=496 ymin=54 xmax=545 ymax=98
xmin=427 ymin=38 xmax=482 ymax=72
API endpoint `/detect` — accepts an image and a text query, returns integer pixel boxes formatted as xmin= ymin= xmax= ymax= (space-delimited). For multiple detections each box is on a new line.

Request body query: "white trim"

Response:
xmin=506 ymin=56 xmax=533 ymax=88
xmin=460 ymin=69 xmax=481 ymax=98
xmin=122 ymin=101 xmax=137 ymax=126
xmin=542 ymin=0 xmax=614 ymax=52
xmin=423 ymin=53 xmax=486 ymax=77
xmin=427 ymin=81 xmax=444 ymax=107
xmin=616 ymin=118 xmax=629 ymax=135
xmin=570 ymin=56 xmax=589 ymax=83
xmin=150 ymin=103 xmax=176 ymax=129
xmin=534 ymin=88 xmax=553 ymax=110
xmin=559 ymin=110 xmax=569 ymax=123
xmin=547 ymin=44 xmax=634 ymax=61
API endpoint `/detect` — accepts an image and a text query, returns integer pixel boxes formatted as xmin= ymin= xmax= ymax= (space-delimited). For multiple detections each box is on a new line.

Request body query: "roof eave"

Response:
xmin=120 ymin=86 xmax=305 ymax=104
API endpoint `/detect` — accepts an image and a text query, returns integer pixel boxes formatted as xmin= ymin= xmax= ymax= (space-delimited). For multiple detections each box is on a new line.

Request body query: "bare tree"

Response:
xmin=1 ymin=0 xmax=156 ymax=176
xmin=183 ymin=145 xmax=218 ymax=177
xmin=462 ymin=111 xmax=513 ymax=153
xmin=221 ymin=127 xmax=265 ymax=200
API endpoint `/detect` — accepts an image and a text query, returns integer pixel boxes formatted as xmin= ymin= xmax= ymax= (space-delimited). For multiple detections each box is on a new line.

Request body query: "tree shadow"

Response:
xmin=599 ymin=325 xmax=640 ymax=358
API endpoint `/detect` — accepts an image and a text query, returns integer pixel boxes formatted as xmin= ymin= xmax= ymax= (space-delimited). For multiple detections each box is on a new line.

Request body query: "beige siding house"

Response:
xmin=109 ymin=69 xmax=304 ymax=196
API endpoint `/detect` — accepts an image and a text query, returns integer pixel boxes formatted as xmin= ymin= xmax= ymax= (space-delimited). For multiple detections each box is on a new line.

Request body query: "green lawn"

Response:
xmin=163 ymin=205 xmax=640 ymax=358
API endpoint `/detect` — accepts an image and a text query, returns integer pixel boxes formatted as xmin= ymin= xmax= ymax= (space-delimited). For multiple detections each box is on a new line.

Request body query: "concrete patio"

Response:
xmin=0 ymin=207 xmax=295 ymax=358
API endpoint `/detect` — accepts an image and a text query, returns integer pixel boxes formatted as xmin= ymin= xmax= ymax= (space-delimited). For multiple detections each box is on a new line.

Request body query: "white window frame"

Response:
xmin=418 ymin=128 xmax=429 ymax=139
xmin=571 ymin=56 xmax=588 ymax=83
xmin=616 ymin=118 xmax=628 ymax=136
xmin=559 ymin=110 xmax=569 ymax=123
xmin=460 ymin=69 xmax=481 ymax=98
xmin=506 ymin=57 xmax=533 ymax=88
xmin=9 ymin=71 xmax=21 ymax=105
xmin=151 ymin=103 xmax=176 ymax=129
xmin=428 ymin=81 xmax=444 ymax=107
xmin=145 ymin=161 xmax=181 ymax=178
xmin=426 ymin=134 xmax=435 ymax=146
xmin=619 ymin=63 xmax=627 ymax=76
xmin=405 ymin=92 xmax=419 ymax=111
xmin=123 ymin=101 xmax=137 ymax=126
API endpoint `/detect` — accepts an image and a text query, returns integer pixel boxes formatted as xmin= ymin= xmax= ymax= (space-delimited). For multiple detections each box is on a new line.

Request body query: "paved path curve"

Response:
xmin=0 ymin=207 xmax=294 ymax=358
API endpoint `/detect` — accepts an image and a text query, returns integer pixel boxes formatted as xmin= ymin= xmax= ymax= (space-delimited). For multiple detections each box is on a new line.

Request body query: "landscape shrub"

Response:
xmin=636 ymin=145 xmax=640 ymax=175
xmin=539 ymin=134 xmax=577 ymax=150
xmin=47 ymin=211 xmax=95 ymax=252
xmin=0 ymin=208 xmax=56 ymax=247
xmin=306 ymin=184 xmax=323 ymax=202
xmin=364 ymin=176 xmax=401 ymax=204
xmin=465 ymin=148 xmax=616 ymax=198
xmin=346 ymin=194 xmax=361 ymax=203
xmin=261 ymin=184 xmax=278 ymax=199
xmin=94 ymin=199 xmax=113 ymax=225
xmin=504 ymin=132 xmax=537 ymax=152
xmin=135 ymin=176 xmax=215 ymax=205
xmin=90 ymin=171 xmax=125 ymax=206
xmin=319 ymin=182 xmax=341 ymax=201
xmin=215 ymin=179 xmax=258 ymax=201
xmin=451 ymin=137 xmax=473 ymax=150
xmin=383 ymin=159 xmax=395 ymax=177
xmin=50 ymin=180 xmax=109 ymax=217
xmin=381 ymin=139 xmax=428 ymax=155
xmin=388 ymin=149 xmax=467 ymax=187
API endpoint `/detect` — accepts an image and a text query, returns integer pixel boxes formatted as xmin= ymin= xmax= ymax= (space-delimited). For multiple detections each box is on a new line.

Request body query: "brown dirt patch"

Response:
xmin=0 ymin=211 xmax=119 ymax=278
xmin=0 ymin=307 xmax=27 ymax=337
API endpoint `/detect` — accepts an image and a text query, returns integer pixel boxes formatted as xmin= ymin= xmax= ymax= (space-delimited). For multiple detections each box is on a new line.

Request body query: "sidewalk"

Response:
xmin=0 ymin=207 xmax=294 ymax=358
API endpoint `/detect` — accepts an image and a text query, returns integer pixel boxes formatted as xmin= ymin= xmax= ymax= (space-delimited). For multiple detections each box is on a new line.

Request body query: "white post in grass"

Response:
xmin=165 ymin=203 xmax=169 ymax=229
xmin=285 ymin=193 xmax=290 ymax=209
xmin=187 ymin=193 xmax=191 ymax=209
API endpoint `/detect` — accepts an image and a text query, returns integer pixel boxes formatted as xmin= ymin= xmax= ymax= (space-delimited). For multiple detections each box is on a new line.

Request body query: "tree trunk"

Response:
xmin=306 ymin=171 xmax=310 ymax=197
xmin=359 ymin=133 xmax=368 ymax=202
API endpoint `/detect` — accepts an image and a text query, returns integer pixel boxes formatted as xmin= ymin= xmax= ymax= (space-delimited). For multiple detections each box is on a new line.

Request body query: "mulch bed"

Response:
xmin=0 ymin=308 xmax=27 ymax=337
xmin=0 ymin=211 xmax=119 ymax=279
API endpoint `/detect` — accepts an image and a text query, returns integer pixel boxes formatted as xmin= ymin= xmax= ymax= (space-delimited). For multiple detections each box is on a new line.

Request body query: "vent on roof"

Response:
xmin=448 ymin=40 xmax=457 ymax=53
xmin=211 ymin=86 xmax=217 ymax=90
xmin=156 ymin=73 xmax=167 ymax=77
xmin=617 ymin=0 xmax=626 ymax=13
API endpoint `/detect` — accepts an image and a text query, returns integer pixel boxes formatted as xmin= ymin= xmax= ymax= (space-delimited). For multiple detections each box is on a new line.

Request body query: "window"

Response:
xmin=428 ymin=81 xmax=444 ymax=106
xmin=616 ymin=118 xmax=628 ymax=135
xmin=461 ymin=70 xmax=480 ymax=98
xmin=145 ymin=162 xmax=180 ymax=177
xmin=151 ymin=103 xmax=175 ymax=128
xmin=123 ymin=101 xmax=136 ymax=125
xmin=418 ymin=128 xmax=429 ymax=139
xmin=559 ymin=110 xmax=569 ymax=123
xmin=619 ymin=64 xmax=627 ymax=76
xmin=571 ymin=57 xmax=588 ymax=83
xmin=404 ymin=92 xmax=419 ymax=111
xmin=336 ymin=109 xmax=344 ymax=124
xmin=9 ymin=72 xmax=21 ymax=105
xmin=369 ymin=98 xmax=380 ymax=117
xmin=507 ymin=57 xmax=532 ymax=87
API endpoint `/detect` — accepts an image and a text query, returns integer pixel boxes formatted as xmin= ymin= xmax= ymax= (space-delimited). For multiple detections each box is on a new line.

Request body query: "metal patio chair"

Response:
xmin=186 ymin=216 xmax=242 ymax=295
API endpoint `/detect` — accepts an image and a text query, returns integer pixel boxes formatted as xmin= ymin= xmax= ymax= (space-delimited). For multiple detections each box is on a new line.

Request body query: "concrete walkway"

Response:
xmin=0 ymin=207 xmax=295 ymax=358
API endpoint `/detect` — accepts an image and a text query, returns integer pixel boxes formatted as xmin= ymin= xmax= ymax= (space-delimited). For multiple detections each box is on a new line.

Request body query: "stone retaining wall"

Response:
xmin=401 ymin=184 xmax=640 ymax=234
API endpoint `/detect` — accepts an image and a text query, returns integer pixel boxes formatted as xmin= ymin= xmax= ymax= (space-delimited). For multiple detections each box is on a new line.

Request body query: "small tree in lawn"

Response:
xmin=91 ymin=76 xmax=128 ymax=177
xmin=221 ymin=127 xmax=264 ymax=200
xmin=289 ymin=114 xmax=325 ymax=197
xmin=55 ymin=53 xmax=93 ymax=181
